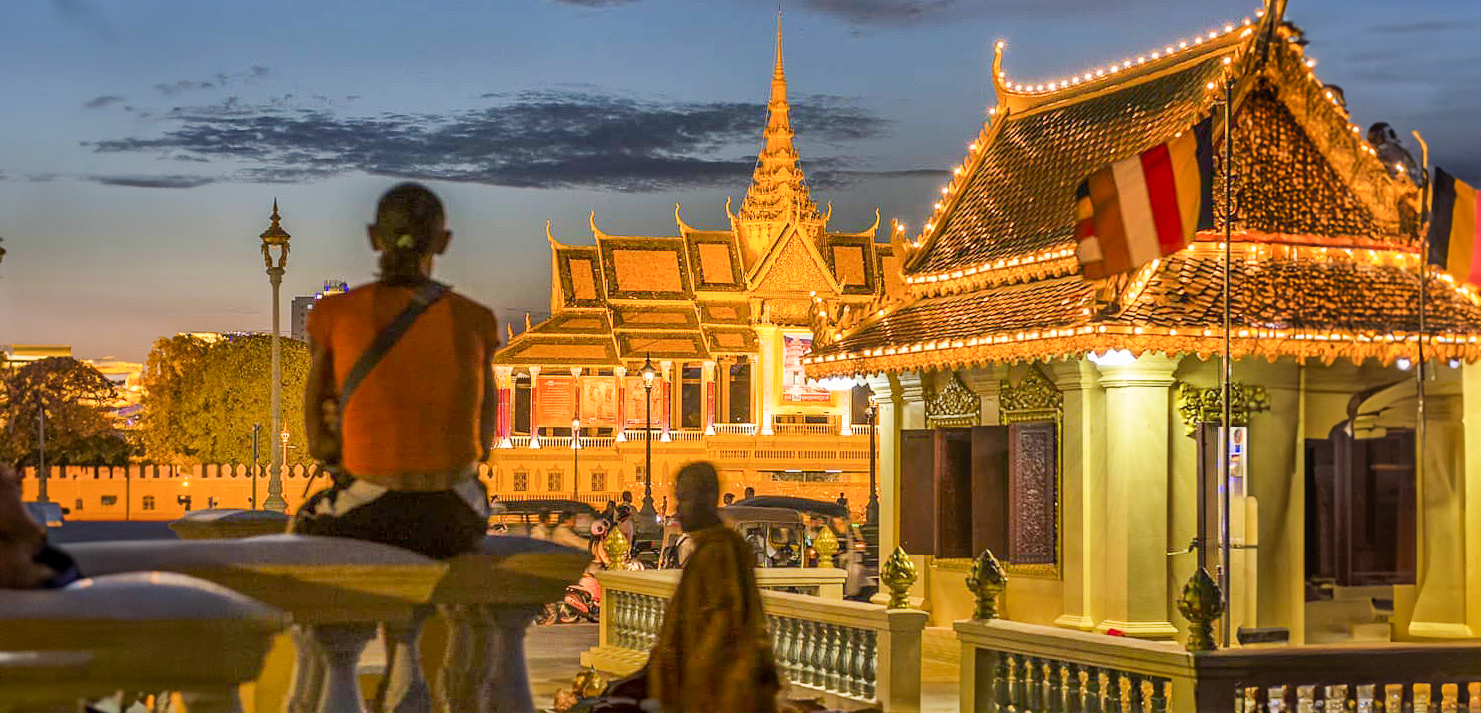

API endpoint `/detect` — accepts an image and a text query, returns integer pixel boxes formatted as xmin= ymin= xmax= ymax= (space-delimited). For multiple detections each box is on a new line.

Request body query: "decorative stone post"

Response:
xmin=966 ymin=548 xmax=1008 ymax=620
xmin=881 ymin=546 xmax=917 ymax=609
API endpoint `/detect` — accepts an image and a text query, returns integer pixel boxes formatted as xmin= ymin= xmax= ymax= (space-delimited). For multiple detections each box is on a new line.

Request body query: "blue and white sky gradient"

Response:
xmin=2 ymin=0 xmax=1478 ymax=361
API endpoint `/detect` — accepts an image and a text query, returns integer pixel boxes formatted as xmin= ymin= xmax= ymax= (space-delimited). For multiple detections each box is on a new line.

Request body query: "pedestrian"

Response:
xmin=550 ymin=510 xmax=587 ymax=551
xmin=723 ymin=492 xmax=735 ymax=506
xmin=1 ymin=464 xmax=80 ymax=590
xmin=293 ymin=183 xmax=499 ymax=560
xmin=835 ymin=491 xmax=848 ymax=509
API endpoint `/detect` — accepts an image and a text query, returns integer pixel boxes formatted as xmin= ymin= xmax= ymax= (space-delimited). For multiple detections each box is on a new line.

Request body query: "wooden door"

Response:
xmin=970 ymin=426 xmax=1009 ymax=559
xmin=935 ymin=427 xmax=974 ymax=558
xmin=900 ymin=429 xmax=937 ymax=555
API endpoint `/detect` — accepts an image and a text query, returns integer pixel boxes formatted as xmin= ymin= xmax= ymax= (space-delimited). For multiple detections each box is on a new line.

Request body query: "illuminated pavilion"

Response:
xmin=488 ymin=22 xmax=903 ymax=509
xmin=805 ymin=5 xmax=1481 ymax=650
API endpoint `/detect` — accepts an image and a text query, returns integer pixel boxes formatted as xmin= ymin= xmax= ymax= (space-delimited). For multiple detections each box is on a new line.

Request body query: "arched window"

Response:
xmin=142 ymin=495 xmax=156 ymax=511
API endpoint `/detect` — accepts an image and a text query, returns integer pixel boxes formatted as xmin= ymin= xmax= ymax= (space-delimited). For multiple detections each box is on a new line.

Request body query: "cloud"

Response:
xmin=90 ymin=175 xmax=217 ymax=189
xmin=51 ymin=0 xmax=111 ymax=36
xmin=155 ymin=66 xmax=273 ymax=96
xmin=549 ymin=0 xmax=641 ymax=5
xmin=1369 ymin=20 xmax=1481 ymax=35
xmin=83 ymin=95 xmax=126 ymax=109
xmin=86 ymin=89 xmax=891 ymax=191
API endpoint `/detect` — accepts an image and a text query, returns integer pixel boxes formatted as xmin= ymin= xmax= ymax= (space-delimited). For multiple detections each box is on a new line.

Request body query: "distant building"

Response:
xmin=290 ymin=280 xmax=348 ymax=342
xmin=2 ymin=344 xmax=72 ymax=365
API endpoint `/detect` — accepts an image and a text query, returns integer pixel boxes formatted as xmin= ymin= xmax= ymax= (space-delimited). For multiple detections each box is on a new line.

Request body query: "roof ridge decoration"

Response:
xmin=675 ymin=203 xmax=694 ymax=235
xmin=589 ymin=211 xmax=608 ymax=240
xmin=747 ymin=223 xmax=842 ymax=295
xmin=737 ymin=10 xmax=820 ymax=227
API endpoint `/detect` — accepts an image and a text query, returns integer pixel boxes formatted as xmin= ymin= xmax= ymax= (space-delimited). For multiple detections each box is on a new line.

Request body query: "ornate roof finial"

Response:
xmin=738 ymin=9 xmax=819 ymax=226
xmin=260 ymin=198 xmax=291 ymax=244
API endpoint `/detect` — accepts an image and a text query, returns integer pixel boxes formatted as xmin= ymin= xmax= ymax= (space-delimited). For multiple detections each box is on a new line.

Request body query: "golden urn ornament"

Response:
xmin=966 ymin=548 xmax=1008 ymax=620
xmin=603 ymin=527 xmax=630 ymax=568
xmin=880 ymin=546 xmax=917 ymax=609
xmin=1176 ymin=566 xmax=1225 ymax=652
xmin=812 ymin=525 xmax=839 ymax=567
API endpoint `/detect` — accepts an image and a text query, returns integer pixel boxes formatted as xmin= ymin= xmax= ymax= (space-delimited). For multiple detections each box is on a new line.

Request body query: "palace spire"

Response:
xmin=738 ymin=11 xmax=819 ymax=225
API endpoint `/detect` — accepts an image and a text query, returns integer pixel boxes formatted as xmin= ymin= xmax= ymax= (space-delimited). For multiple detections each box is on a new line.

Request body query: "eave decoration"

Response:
xmin=1175 ymin=381 xmax=1271 ymax=436
xmin=925 ymin=371 xmax=980 ymax=426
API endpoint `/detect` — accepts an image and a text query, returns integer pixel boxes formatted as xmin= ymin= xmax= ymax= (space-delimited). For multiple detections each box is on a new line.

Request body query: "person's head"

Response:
xmin=723 ymin=493 xmax=735 ymax=505
xmin=368 ymin=183 xmax=451 ymax=286
xmin=559 ymin=510 xmax=575 ymax=527
xmin=744 ymin=486 xmax=756 ymax=499
xmin=621 ymin=491 xmax=633 ymax=504
xmin=675 ymin=461 xmax=722 ymax=533
xmin=539 ymin=510 xmax=556 ymax=527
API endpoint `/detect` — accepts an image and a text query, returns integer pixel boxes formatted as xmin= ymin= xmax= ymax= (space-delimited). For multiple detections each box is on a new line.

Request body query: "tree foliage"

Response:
xmin=1 ymin=357 xmax=124 ymax=466
xmin=140 ymin=334 xmax=311 ymax=464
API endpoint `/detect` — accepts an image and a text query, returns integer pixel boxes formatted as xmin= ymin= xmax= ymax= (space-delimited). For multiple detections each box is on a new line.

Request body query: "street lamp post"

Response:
xmin=260 ymin=200 xmax=291 ymax=513
xmin=36 ymin=404 xmax=48 ymax=503
xmin=571 ymin=416 xmax=581 ymax=500
xmin=639 ymin=356 xmax=658 ymax=531
xmin=865 ymin=398 xmax=879 ymax=526
xmin=250 ymin=423 xmax=261 ymax=510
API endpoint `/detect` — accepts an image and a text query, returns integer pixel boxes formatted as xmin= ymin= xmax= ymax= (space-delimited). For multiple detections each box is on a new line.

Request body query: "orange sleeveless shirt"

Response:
xmin=307 ymin=282 xmax=499 ymax=489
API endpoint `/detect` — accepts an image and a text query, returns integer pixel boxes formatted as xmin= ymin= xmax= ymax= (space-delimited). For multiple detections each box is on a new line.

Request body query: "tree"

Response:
xmin=139 ymin=334 xmax=311 ymax=464
xmin=0 ymin=357 xmax=124 ymax=466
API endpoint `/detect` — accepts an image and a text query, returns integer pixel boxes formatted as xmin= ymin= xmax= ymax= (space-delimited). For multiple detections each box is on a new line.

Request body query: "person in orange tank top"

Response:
xmin=292 ymin=183 xmax=497 ymax=560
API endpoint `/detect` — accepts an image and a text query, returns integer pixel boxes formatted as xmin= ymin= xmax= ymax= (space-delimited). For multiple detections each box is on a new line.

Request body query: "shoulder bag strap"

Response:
xmin=338 ymin=280 xmax=450 ymax=407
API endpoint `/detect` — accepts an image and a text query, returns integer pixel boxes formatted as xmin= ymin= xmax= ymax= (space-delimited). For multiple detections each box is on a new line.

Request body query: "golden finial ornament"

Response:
xmin=603 ymin=526 xmax=630 ymax=568
xmin=812 ymin=524 xmax=839 ymax=567
xmin=966 ymin=547 xmax=1008 ymax=620
xmin=574 ymin=666 xmax=607 ymax=699
xmin=1176 ymin=566 xmax=1225 ymax=652
xmin=880 ymin=546 xmax=917 ymax=609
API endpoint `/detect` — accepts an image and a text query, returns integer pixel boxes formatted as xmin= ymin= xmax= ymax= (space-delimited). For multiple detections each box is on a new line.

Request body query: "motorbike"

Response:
xmin=538 ymin=571 xmax=603 ymax=625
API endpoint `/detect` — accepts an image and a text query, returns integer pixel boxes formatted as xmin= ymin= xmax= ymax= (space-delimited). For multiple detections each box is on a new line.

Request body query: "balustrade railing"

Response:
xmin=66 ymin=530 xmax=589 ymax=713
xmin=957 ymin=618 xmax=1481 ymax=713
xmin=712 ymin=423 xmax=758 ymax=435
xmin=585 ymin=569 xmax=924 ymax=712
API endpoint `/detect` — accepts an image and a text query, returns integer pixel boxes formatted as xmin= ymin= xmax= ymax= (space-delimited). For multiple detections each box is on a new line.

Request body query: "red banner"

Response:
xmin=623 ymin=376 xmax=667 ymax=428
xmin=535 ymin=376 xmax=577 ymax=428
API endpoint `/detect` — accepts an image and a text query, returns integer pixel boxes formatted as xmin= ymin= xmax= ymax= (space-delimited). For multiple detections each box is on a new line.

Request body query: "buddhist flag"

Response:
xmin=1427 ymin=168 xmax=1481 ymax=287
xmin=1076 ymin=120 xmax=1214 ymax=280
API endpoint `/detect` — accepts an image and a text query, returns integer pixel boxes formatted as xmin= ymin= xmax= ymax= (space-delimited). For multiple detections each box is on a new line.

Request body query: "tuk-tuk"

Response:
xmin=734 ymin=495 xmax=876 ymax=601
xmin=658 ymin=505 xmax=808 ymax=570
xmin=488 ymin=499 xmax=598 ymax=538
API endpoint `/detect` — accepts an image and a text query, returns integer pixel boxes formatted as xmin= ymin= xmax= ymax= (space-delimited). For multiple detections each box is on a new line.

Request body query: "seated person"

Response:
xmin=1 ymin=464 xmax=80 ymax=590
xmin=550 ymin=510 xmax=589 ymax=550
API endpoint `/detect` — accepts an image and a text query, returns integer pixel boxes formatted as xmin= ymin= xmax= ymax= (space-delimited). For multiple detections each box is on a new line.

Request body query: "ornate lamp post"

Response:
xmin=863 ymin=396 xmax=880 ymax=567
xmin=571 ymin=416 xmax=581 ymax=500
xmin=260 ymin=201 xmax=291 ymax=512
xmin=638 ymin=356 xmax=658 ymax=531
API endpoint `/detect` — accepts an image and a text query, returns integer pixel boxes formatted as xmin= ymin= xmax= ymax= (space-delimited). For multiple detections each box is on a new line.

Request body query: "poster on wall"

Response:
xmin=580 ymin=376 xmax=620 ymax=427
xmin=534 ymin=376 xmax=577 ymax=428
xmin=782 ymin=334 xmax=831 ymax=403
xmin=623 ymin=376 xmax=667 ymax=428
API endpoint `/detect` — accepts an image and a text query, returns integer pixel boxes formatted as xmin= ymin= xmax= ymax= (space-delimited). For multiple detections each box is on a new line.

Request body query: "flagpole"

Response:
xmin=1412 ymin=130 xmax=1431 ymax=565
xmin=1219 ymin=72 xmax=1235 ymax=650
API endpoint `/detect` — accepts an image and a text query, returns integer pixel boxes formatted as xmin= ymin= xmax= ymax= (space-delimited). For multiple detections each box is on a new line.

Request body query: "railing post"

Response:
xmin=311 ymin=623 xmax=377 ymax=713
xmin=380 ymin=606 xmax=434 ymax=713
xmin=876 ymin=608 xmax=927 ymax=713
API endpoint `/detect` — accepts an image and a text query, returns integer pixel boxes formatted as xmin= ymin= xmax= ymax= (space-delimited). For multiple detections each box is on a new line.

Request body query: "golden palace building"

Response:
xmin=488 ymin=24 xmax=902 ymax=510
xmin=807 ymin=5 xmax=1481 ymax=658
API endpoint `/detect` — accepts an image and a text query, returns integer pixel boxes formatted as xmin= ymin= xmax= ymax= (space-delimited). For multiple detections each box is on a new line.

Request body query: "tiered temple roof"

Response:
xmin=806 ymin=5 xmax=1481 ymax=378
xmin=497 ymin=21 xmax=901 ymax=369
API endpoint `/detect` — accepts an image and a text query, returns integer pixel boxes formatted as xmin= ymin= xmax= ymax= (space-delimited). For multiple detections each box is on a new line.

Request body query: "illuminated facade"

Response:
xmin=808 ymin=11 xmax=1481 ymax=646
xmin=489 ymin=22 xmax=903 ymax=508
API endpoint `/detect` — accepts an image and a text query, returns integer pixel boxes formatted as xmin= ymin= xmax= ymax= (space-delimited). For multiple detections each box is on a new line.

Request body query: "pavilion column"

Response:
xmin=1239 ymin=359 xmax=1301 ymax=641
xmin=614 ymin=367 xmax=627 ymax=443
xmin=753 ymin=349 xmax=769 ymax=434
xmin=1092 ymin=354 xmax=1180 ymax=639
xmin=839 ymin=385 xmax=854 ymax=436
xmin=1046 ymin=359 xmax=1102 ymax=631
xmin=660 ymin=361 xmax=672 ymax=442
xmin=1409 ymin=389 xmax=1477 ymax=638
xmin=757 ymin=326 xmax=778 ymax=435
xmin=495 ymin=366 xmax=514 ymax=449
xmin=703 ymin=361 xmax=717 ymax=436
xmin=527 ymin=366 xmax=542 ymax=449
xmin=960 ymin=365 xmax=1005 ymax=426
xmin=864 ymin=374 xmax=904 ymax=559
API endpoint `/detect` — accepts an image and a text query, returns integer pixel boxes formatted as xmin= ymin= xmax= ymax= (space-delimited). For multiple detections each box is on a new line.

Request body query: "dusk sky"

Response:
xmin=3 ymin=0 xmax=1478 ymax=363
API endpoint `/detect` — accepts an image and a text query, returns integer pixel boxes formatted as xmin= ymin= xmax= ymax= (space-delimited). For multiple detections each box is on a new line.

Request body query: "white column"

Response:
xmin=703 ymin=361 xmax=717 ymax=436
xmin=1046 ymin=360 xmax=1101 ymax=631
xmin=864 ymin=374 xmax=901 ymax=558
xmin=614 ymin=366 xmax=627 ymax=443
xmin=839 ymin=384 xmax=854 ymax=436
xmin=494 ymin=366 xmax=514 ymax=450
xmin=1093 ymin=354 xmax=1180 ymax=639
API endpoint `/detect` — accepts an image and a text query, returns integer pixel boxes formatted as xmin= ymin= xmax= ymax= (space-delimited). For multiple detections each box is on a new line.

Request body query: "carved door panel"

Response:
xmin=1007 ymin=422 xmax=1058 ymax=565
xmin=936 ymin=427 xmax=974 ymax=559
xmin=900 ymin=429 xmax=937 ymax=555
xmin=970 ymin=426 xmax=1009 ymax=559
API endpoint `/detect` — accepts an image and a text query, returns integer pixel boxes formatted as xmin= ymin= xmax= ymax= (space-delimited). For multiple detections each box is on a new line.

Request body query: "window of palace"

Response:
xmin=899 ymin=368 xmax=1060 ymax=573
xmin=590 ymin=470 xmax=607 ymax=492
xmin=512 ymin=470 xmax=529 ymax=492
xmin=141 ymin=495 xmax=155 ymax=510
xmin=546 ymin=471 xmax=562 ymax=493
xmin=767 ymin=470 xmax=842 ymax=483
xmin=680 ymin=363 xmax=703 ymax=429
xmin=514 ymin=374 xmax=532 ymax=435
xmin=728 ymin=358 xmax=752 ymax=424
xmin=74 ymin=498 xmax=83 ymax=512
xmin=101 ymin=495 xmax=117 ymax=506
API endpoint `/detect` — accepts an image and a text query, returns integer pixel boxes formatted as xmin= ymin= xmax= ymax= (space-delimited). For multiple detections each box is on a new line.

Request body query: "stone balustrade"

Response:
xmin=0 ymin=571 xmax=286 ymax=713
xmin=66 ymin=533 xmax=589 ymax=713
xmin=956 ymin=618 xmax=1481 ymax=713
xmin=583 ymin=568 xmax=926 ymax=712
